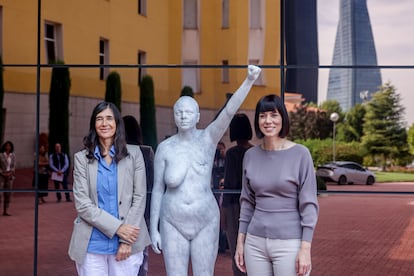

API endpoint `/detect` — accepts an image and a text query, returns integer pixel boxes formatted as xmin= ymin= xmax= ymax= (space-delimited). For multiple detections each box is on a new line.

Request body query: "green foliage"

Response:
xmin=180 ymin=86 xmax=194 ymax=97
xmin=408 ymin=123 xmax=414 ymax=155
xmin=296 ymin=139 xmax=332 ymax=166
xmin=361 ymin=82 xmax=409 ymax=170
xmin=289 ymin=105 xmax=331 ymax=140
xmin=336 ymin=123 xmax=359 ymax=142
xmin=291 ymin=88 xmax=412 ymax=169
xmin=0 ymin=56 xmax=4 ymax=144
xmin=105 ymin=71 xmax=122 ymax=112
xmin=139 ymin=75 xmax=158 ymax=151
xmin=335 ymin=142 xmax=365 ymax=164
xmin=375 ymin=171 xmax=414 ymax=183
xmin=319 ymin=99 xmax=344 ymax=119
xmin=297 ymin=139 xmax=365 ymax=166
xmin=48 ymin=61 xmax=71 ymax=154
xmin=337 ymin=104 xmax=366 ymax=142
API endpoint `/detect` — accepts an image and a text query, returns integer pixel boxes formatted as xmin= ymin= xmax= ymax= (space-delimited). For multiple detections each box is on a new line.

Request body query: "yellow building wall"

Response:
xmin=1 ymin=0 xmax=281 ymax=110
xmin=1 ymin=0 xmax=171 ymax=103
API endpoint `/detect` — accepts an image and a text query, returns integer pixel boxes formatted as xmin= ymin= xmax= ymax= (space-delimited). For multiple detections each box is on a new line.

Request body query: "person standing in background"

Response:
xmin=49 ymin=143 xmax=71 ymax=202
xmin=36 ymin=145 xmax=49 ymax=204
xmin=0 ymin=141 xmax=16 ymax=216
xmin=123 ymin=115 xmax=154 ymax=276
xmin=212 ymin=141 xmax=226 ymax=193
xmin=222 ymin=113 xmax=253 ymax=276
xmin=235 ymin=94 xmax=319 ymax=276
xmin=212 ymin=141 xmax=227 ymax=253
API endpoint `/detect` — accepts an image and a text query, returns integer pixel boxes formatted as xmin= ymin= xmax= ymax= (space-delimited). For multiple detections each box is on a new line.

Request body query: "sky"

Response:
xmin=317 ymin=0 xmax=414 ymax=126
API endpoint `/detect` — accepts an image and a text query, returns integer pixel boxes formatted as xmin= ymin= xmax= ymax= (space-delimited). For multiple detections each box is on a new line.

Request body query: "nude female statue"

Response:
xmin=150 ymin=65 xmax=261 ymax=276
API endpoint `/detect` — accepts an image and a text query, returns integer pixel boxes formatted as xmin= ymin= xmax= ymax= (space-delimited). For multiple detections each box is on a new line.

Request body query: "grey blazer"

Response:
xmin=68 ymin=144 xmax=151 ymax=264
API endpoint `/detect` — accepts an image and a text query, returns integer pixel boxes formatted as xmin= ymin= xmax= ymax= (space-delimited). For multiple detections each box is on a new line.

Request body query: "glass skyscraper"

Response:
xmin=327 ymin=0 xmax=382 ymax=111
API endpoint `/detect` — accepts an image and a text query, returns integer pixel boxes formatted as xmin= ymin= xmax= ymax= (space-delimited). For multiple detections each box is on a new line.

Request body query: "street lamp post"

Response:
xmin=330 ymin=112 xmax=339 ymax=162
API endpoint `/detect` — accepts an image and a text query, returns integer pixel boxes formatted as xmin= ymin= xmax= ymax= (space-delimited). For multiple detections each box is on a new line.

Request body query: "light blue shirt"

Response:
xmin=87 ymin=145 xmax=119 ymax=254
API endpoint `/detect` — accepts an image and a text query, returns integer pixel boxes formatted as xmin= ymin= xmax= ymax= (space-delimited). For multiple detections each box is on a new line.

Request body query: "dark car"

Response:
xmin=316 ymin=161 xmax=375 ymax=185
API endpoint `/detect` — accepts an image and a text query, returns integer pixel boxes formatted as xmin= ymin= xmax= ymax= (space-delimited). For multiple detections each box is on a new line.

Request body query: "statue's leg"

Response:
xmin=161 ymin=220 xmax=191 ymax=276
xmin=190 ymin=219 xmax=219 ymax=276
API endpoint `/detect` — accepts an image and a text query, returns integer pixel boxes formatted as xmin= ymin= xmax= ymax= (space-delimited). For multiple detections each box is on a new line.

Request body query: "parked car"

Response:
xmin=316 ymin=161 xmax=375 ymax=185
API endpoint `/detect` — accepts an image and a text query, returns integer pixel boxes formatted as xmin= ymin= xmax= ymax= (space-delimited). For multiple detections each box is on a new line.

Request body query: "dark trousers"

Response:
xmin=54 ymin=176 xmax=70 ymax=201
xmin=0 ymin=176 xmax=13 ymax=213
xmin=223 ymin=203 xmax=247 ymax=276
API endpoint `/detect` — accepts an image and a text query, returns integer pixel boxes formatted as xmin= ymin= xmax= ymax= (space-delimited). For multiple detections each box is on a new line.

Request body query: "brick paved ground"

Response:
xmin=1 ymin=169 xmax=414 ymax=275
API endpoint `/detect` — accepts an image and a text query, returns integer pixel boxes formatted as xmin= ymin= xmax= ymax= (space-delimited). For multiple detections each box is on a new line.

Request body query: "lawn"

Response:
xmin=375 ymin=171 xmax=414 ymax=182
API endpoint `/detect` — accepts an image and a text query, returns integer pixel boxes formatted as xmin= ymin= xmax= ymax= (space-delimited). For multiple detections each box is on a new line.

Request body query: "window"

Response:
xmin=250 ymin=0 xmax=262 ymax=29
xmin=44 ymin=22 xmax=63 ymax=63
xmin=99 ymin=38 xmax=109 ymax=80
xmin=222 ymin=60 xmax=229 ymax=83
xmin=222 ymin=0 xmax=229 ymax=28
xmin=138 ymin=50 xmax=147 ymax=85
xmin=182 ymin=61 xmax=200 ymax=93
xmin=184 ymin=0 xmax=198 ymax=29
xmin=138 ymin=0 xmax=147 ymax=16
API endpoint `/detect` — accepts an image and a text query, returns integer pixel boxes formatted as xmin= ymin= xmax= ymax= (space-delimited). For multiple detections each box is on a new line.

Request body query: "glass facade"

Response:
xmin=1 ymin=1 xmax=413 ymax=275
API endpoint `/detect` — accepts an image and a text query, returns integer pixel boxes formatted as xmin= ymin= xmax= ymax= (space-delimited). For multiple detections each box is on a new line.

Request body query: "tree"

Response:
xmin=180 ymin=86 xmax=194 ymax=97
xmin=140 ymin=75 xmax=158 ymax=150
xmin=361 ymin=82 xmax=409 ymax=170
xmin=408 ymin=123 xmax=414 ymax=155
xmin=337 ymin=103 xmax=366 ymax=142
xmin=105 ymin=71 xmax=122 ymax=112
xmin=0 ymin=56 xmax=4 ymax=143
xmin=289 ymin=104 xmax=331 ymax=140
xmin=319 ymin=99 xmax=344 ymax=119
xmin=48 ymin=61 xmax=71 ymax=155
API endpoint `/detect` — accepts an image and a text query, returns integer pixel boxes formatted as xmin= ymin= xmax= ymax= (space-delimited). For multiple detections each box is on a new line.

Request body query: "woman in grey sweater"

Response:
xmin=235 ymin=94 xmax=319 ymax=276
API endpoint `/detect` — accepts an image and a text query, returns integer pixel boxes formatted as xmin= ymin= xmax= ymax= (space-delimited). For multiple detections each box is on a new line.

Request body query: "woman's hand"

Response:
xmin=115 ymin=243 xmax=132 ymax=261
xmin=234 ymin=233 xmax=247 ymax=273
xmin=116 ymin=224 xmax=139 ymax=244
xmin=296 ymin=241 xmax=312 ymax=276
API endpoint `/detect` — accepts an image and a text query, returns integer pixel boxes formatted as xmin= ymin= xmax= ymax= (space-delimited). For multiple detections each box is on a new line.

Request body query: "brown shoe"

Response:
xmin=3 ymin=212 xmax=11 ymax=216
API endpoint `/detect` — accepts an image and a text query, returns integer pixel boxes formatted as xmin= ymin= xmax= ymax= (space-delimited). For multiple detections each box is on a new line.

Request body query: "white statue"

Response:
xmin=150 ymin=65 xmax=262 ymax=276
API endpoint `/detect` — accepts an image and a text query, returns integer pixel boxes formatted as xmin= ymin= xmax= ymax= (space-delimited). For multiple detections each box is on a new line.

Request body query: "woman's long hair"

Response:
xmin=83 ymin=102 xmax=128 ymax=163
xmin=1 ymin=141 xmax=14 ymax=153
xmin=123 ymin=115 xmax=143 ymax=145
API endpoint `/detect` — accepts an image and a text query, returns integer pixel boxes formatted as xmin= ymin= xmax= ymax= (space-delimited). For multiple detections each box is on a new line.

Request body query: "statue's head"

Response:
xmin=173 ymin=96 xmax=200 ymax=130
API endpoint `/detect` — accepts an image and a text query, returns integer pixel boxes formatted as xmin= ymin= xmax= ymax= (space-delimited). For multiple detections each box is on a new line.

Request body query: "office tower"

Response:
xmin=327 ymin=0 xmax=382 ymax=111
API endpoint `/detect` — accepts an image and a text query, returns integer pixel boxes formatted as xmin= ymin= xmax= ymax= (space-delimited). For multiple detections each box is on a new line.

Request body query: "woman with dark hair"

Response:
xmin=0 ymin=141 xmax=16 ymax=216
xmin=123 ymin=115 xmax=144 ymax=145
xmin=222 ymin=113 xmax=253 ymax=276
xmin=122 ymin=115 xmax=154 ymax=276
xmin=235 ymin=95 xmax=319 ymax=276
xmin=69 ymin=102 xmax=150 ymax=276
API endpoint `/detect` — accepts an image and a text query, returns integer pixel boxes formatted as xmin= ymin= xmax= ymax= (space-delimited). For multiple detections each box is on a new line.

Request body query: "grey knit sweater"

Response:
xmin=239 ymin=144 xmax=319 ymax=242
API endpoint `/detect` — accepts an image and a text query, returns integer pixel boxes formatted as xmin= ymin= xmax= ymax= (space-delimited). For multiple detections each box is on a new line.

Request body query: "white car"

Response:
xmin=316 ymin=161 xmax=375 ymax=185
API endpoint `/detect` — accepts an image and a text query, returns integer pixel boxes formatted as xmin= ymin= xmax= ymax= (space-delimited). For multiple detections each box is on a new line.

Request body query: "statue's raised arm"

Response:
xmin=206 ymin=65 xmax=261 ymax=143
